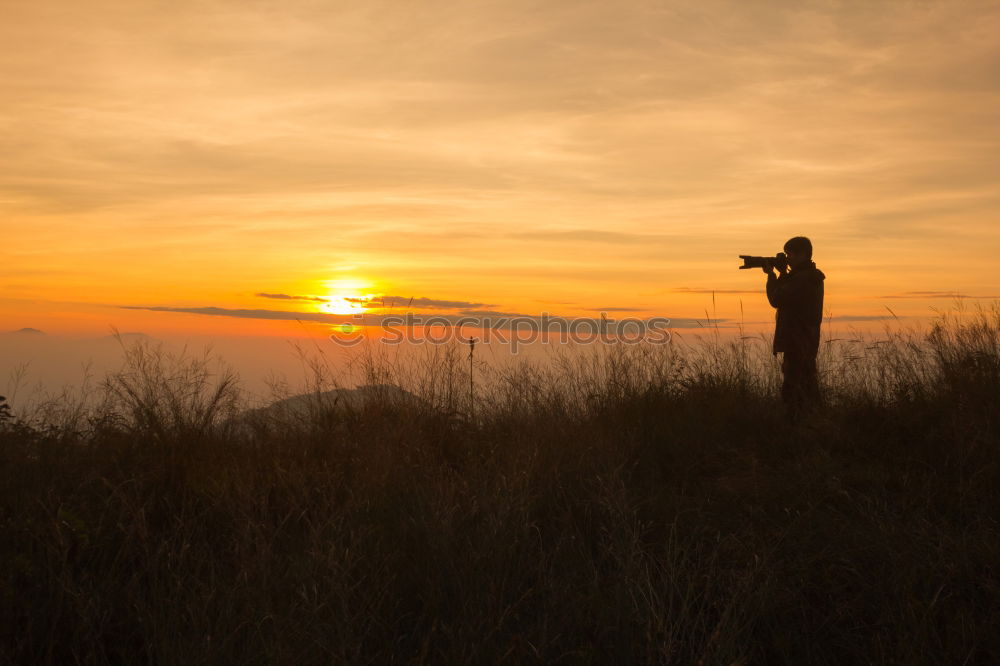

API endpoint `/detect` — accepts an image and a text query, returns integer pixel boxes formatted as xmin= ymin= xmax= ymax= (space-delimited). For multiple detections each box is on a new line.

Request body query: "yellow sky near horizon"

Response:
xmin=3 ymin=0 xmax=1000 ymax=338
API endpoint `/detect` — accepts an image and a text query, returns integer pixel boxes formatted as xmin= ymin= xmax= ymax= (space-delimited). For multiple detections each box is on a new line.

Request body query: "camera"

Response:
xmin=739 ymin=252 xmax=787 ymax=271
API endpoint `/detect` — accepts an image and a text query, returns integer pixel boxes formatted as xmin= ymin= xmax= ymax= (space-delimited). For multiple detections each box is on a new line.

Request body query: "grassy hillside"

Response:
xmin=2 ymin=306 xmax=998 ymax=664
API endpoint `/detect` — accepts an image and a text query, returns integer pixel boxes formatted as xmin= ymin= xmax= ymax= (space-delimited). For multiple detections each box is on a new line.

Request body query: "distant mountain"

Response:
xmin=7 ymin=327 xmax=45 ymax=335
xmin=256 ymin=384 xmax=424 ymax=416
xmin=234 ymin=384 xmax=428 ymax=432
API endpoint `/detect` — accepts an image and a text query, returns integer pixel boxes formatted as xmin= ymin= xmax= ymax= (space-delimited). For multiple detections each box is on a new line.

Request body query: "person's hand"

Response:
xmin=762 ymin=264 xmax=775 ymax=276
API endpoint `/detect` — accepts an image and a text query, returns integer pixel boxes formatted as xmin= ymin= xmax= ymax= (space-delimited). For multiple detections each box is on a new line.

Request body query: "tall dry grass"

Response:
xmin=1 ymin=304 xmax=998 ymax=664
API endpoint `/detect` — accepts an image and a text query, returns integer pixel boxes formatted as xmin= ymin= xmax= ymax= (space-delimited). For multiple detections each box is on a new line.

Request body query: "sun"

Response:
xmin=316 ymin=278 xmax=378 ymax=315
xmin=319 ymin=296 xmax=367 ymax=315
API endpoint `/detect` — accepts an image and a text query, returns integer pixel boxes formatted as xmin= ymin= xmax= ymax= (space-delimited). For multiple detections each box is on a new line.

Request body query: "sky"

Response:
xmin=3 ymin=0 xmax=1000 ymax=349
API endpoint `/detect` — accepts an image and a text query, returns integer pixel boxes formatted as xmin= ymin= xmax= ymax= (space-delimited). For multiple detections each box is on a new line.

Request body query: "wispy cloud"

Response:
xmin=457 ymin=309 xmax=530 ymax=318
xmin=121 ymin=305 xmax=339 ymax=323
xmin=827 ymin=315 xmax=910 ymax=322
xmin=509 ymin=230 xmax=683 ymax=245
xmin=583 ymin=307 xmax=646 ymax=312
xmin=120 ymin=304 xmax=726 ymax=329
xmin=879 ymin=290 xmax=999 ymax=299
xmin=256 ymin=292 xmax=329 ymax=302
xmin=347 ymin=295 xmax=495 ymax=309
xmin=255 ymin=292 xmax=492 ymax=309
xmin=672 ymin=287 xmax=761 ymax=295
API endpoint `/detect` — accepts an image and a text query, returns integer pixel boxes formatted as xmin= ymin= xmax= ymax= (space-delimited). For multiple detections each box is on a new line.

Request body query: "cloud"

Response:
xmin=583 ymin=307 xmax=646 ymax=312
xmin=348 ymin=295 xmax=495 ymax=309
xmin=256 ymin=292 xmax=329 ymax=302
xmin=11 ymin=0 xmax=995 ymax=218
xmin=120 ymin=305 xmax=339 ymax=323
xmin=457 ymin=309 xmax=529 ymax=318
xmin=510 ymin=230 xmax=685 ymax=245
xmin=879 ymin=290 xmax=999 ymax=299
xmin=663 ymin=318 xmax=731 ymax=328
xmin=120 ymin=304 xmax=726 ymax=329
xmin=672 ymin=287 xmax=761 ymax=295
xmin=254 ymin=292 xmax=496 ymax=310
xmin=826 ymin=315 xmax=910 ymax=322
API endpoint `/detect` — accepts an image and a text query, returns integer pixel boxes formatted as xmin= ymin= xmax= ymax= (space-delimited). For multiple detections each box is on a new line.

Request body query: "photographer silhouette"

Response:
xmin=764 ymin=236 xmax=825 ymax=422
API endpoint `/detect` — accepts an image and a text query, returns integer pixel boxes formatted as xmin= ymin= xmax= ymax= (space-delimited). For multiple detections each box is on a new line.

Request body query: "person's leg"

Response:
xmin=803 ymin=355 xmax=822 ymax=408
xmin=780 ymin=351 xmax=806 ymax=422
xmin=788 ymin=353 xmax=824 ymax=423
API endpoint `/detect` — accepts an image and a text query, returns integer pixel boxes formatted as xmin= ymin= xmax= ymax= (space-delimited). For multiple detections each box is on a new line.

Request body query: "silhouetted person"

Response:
xmin=764 ymin=236 xmax=825 ymax=422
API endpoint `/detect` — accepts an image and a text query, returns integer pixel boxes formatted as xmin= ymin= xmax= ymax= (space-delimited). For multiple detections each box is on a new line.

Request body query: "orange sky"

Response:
xmin=3 ymin=0 xmax=999 ymax=341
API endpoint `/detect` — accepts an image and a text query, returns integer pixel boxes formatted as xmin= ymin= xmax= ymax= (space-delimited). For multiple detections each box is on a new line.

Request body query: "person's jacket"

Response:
xmin=766 ymin=260 xmax=825 ymax=357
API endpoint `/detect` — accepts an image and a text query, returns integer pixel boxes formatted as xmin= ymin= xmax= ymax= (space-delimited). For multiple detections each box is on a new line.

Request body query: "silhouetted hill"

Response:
xmin=258 ymin=384 xmax=423 ymax=414
xmin=236 ymin=384 xmax=428 ymax=433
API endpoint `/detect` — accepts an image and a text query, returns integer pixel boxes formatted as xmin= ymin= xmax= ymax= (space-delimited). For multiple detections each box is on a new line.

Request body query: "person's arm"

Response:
xmin=765 ymin=266 xmax=785 ymax=308
xmin=769 ymin=271 xmax=817 ymax=310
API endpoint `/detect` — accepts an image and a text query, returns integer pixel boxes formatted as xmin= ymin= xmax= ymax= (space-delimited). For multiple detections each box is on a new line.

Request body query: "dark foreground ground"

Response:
xmin=2 ymin=312 xmax=999 ymax=664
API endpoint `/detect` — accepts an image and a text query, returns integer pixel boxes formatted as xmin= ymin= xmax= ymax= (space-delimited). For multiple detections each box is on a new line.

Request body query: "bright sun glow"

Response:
xmin=316 ymin=279 xmax=378 ymax=315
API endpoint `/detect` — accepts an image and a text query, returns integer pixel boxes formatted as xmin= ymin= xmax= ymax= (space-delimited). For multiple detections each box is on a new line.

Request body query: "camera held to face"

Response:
xmin=738 ymin=252 xmax=787 ymax=272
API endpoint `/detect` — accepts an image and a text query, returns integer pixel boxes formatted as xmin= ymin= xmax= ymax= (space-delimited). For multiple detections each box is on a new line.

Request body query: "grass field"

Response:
xmin=2 ymin=305 xmax=998 ymax=664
